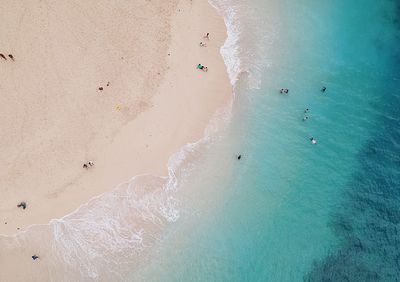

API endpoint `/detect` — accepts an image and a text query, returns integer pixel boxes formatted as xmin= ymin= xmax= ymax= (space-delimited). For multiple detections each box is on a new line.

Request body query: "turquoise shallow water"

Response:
xmin=132 ymin=0 xmax=400 ymax=281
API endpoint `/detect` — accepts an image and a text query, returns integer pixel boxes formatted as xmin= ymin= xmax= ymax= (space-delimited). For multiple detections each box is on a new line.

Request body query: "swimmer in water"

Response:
xmin=310 ymin=137 xmax=317 ymax=144
xmin=321 ymin=86 xmax=327 ymax=92
xmin=303 ymin=116 xmax=309 ymax=121
xmin=304 ymin=108 xmax=309 ymax=113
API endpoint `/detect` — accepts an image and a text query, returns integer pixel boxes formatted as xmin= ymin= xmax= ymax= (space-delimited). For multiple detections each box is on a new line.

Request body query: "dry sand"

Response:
xmin=0 ymin=0 xmax=231 ymax=280
xmin=0 ymin=0 xmax=231 ymax=237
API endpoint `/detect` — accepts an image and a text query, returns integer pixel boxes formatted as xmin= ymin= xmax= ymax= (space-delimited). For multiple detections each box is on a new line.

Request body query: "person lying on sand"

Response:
xmin=8 ymin=54 xmax=14 ymax=61
xmin=17 ymin=202 xmax=27 ymax=210
xmin=0 ymin=53 xmax=6 ymax=60
xmin=83 ymin=161 xmax=94 ymax=169
xmin=199 ymin=42 xmax=207 ymax=47
xmin=197 ymin=64 xmax=208 ymax=72
xmin=204 ymin=32 xmax=210 ymax=40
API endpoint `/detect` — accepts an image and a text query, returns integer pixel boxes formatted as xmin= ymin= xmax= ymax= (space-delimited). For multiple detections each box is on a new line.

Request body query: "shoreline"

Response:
xmin=0 ymin=0 xmax=232 ymax=280
xmin=0 ymin=0 xmax=231 ymax=236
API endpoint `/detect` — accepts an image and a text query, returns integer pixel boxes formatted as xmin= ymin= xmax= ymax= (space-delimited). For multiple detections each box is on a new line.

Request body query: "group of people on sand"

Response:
xmin=197 ymin=33 xmax=210 ymax=72
xmin=279 ymin=86 xmax=328 ymax=145
xmin=82 ymin=161 xmax=94 ymax=169
xmin=0 ymin=53 xmax=14 ymax=61
xmin=197 ymin=64 xmax=208 ymax=72
xmin=98 ymin=81 xmax=110 ymax=92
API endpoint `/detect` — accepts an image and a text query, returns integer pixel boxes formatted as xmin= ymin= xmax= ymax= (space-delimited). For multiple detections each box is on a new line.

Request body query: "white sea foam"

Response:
xmin=209 ymin=0 xmax=276 ymax=90
xmin=209 ymin=0 xmax=242 ymax=86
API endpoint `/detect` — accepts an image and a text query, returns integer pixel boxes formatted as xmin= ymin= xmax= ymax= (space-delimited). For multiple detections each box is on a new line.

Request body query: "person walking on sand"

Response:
xmin=204 ymin=33 xmax=210 ymax=40
xmin=17 ymin=202 xmax=27 ymax=210
xmin=32 ymin=255 xmax=39 ymax=261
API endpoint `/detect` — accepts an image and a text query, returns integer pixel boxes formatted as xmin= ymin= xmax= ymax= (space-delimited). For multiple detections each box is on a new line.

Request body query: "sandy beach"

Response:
xmin=0 ymin=0 xmax=230 ymax=235
xmin=0 ymin=0 xmax=231 ymax=279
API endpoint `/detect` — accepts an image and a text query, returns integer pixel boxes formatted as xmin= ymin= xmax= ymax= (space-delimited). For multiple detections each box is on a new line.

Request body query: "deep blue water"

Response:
xmin=305 ymin=46 xmax=400 ymax=281
xmin=133 ymin=0 xmax=400 ymax=281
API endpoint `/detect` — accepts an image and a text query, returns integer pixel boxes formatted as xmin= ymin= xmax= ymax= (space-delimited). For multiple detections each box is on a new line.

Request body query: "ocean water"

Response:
xmin=131 ymin=0 xmax=400 ymax=281
xmin=1 ymin=0 xmax=399 ymax=281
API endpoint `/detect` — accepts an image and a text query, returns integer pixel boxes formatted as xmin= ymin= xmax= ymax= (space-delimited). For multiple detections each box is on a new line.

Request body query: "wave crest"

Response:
xmin=209 ymin=0 xmax=275 ymax=89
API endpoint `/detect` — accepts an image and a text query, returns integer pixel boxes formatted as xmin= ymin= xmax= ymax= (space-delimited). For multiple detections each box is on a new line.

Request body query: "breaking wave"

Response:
xmin=209 ymin=0 xmax=275 ymax=90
